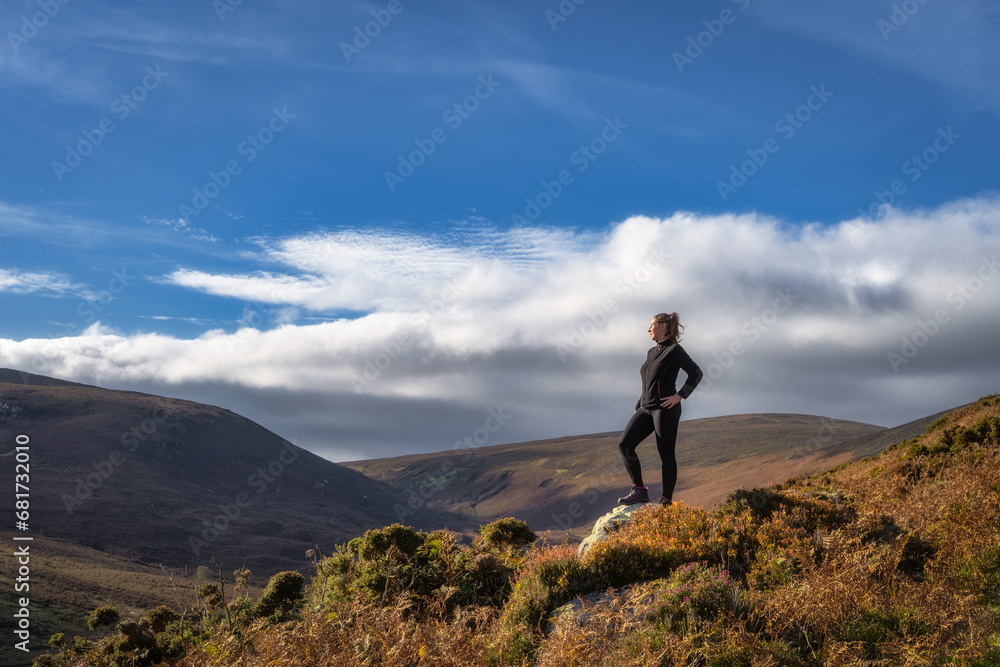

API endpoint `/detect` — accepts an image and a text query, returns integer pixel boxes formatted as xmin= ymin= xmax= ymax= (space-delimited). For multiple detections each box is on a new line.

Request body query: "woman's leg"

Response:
xmin=617 ymin=409 xmax=654 ymax=486
xmin=652 ymin=404 xmax=682 ymax=500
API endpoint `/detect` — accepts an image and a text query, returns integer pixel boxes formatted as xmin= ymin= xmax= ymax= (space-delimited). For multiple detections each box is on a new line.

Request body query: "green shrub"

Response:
xmin=722 ymin=487 xmax=789 ymax=521
xmin=503 ymin=545 xmax=594 ymax=629
xmin=477 ymin=517 xmax=537 ymax=552
xmin=145 ymin=605 xmax=181 ymax=633
xmin=927 ymin=416 xmax=1000 ymax=456
xmin=87 ymin=605 xmax=119 ymax=630
xmin=197 ymin=583 xmax=223 ymax=609
xmin=708 ymin=643 xmax=754 ymax=667
xmin=925 ymin=416 xmax=948 ymax=433
xmin=348 ymin=523 xmax=423 ymax=562
xmin=841 ymin=607 xmax=928 ymax=660
xmin=315 ymin=524 xmax=519 ymax=614
xmin=253 ymin=570 xmax=304 ymax=620
xmin=953 ymin=543 xmax=1000 ymax=604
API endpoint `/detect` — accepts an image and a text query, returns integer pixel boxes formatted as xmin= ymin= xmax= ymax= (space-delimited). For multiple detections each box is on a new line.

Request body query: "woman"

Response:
xmin=617 ymin=312 xmax=703 ymax=506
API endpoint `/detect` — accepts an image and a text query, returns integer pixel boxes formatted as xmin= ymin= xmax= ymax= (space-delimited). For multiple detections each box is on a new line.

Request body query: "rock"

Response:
xmin=544 ymin=590 xmax=610 ymax=635
xmin=577 ymin=503 xmax=648 ymax=558
xmin=543 ymin=582 xmax=660 ymax=637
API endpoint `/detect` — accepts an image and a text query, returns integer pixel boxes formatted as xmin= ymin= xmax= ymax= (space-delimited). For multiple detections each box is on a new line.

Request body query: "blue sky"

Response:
xmin=1 ymin=0 xmax=999 ymax=461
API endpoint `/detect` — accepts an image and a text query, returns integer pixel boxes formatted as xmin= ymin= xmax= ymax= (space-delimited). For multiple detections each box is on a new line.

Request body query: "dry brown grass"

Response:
xmin=38 ymin=396 xmax=1000 ymax=667
xmin=171 ymin=596 xmax=504 ymax=667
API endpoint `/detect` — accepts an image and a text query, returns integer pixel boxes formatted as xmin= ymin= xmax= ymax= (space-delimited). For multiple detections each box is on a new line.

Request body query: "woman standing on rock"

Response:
xmin=617 ymin=312 xmax=702 ymax=507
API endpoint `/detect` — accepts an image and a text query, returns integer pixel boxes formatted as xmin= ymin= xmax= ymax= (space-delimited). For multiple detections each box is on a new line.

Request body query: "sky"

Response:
xmin=0 ymin=0 xmax=998 ymax=462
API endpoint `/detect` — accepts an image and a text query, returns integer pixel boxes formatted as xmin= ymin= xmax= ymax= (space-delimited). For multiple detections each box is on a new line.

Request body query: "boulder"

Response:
xmin=576 ymin=503 xmax=648 ymax=558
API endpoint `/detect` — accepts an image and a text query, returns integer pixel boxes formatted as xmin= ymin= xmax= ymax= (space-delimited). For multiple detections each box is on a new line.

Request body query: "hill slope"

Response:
xmin=0 ymin=368 xmax=471 ymax=651
xmin=345 ymin=413 xmax=887 ymax=537
xmin=0 ymin=368 xmax=467 ymax=572
xmin=64 ymin=394 xmax=997 ymax=667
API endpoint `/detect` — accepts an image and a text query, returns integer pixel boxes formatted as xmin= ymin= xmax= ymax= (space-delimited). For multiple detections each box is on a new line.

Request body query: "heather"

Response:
xmin=36 ymin=395 xmax=1000 ymax=666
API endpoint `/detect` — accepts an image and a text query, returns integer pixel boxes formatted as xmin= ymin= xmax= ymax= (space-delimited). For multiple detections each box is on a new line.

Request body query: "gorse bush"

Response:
xmin=309 ymin=517 xmax=535 ymax=616
xmin=86 ymin=606 xmax=119 ymax=631
xmin=908 ymin=413 xmax=1000 ymax=457
xmin=477 ymin=516 xmax=538 ymax=553
xmin=252 ymin=570 xmax=304 ymax=620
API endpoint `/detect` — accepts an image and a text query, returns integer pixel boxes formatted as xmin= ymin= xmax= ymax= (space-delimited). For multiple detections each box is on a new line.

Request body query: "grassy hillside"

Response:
xmin=0 ymin=535 xmax=220 ymax=663
xmin=345 ymin=414 xmax=886 ymax=538
xmin=35 ymin=395 xmax=999 ymax=666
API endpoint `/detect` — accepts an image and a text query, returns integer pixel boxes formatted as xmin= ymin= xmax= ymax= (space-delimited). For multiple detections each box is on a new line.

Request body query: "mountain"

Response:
xmin=344 ymin=412 xmax=891 ymax=538
xmin=0 ymin=368 xmax=468 ymax=576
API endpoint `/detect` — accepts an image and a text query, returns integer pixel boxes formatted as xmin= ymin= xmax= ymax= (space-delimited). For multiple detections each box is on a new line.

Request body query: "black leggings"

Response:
xmin=617 ymin=406 xmax=681 ymax=500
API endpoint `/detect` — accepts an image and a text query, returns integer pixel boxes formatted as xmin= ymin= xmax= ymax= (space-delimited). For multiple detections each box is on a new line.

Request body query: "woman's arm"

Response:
xmin=676 ymin=345 xmax=703 ymax=399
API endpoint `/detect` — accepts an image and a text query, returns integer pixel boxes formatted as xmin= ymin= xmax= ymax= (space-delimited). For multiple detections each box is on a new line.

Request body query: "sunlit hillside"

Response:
xmin=30 ymin=394 xmax=1000 ymax=666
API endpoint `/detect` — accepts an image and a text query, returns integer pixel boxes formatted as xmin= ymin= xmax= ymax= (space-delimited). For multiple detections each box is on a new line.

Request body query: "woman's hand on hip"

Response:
xmin=660 ymin=394 xmax=682 ymax=409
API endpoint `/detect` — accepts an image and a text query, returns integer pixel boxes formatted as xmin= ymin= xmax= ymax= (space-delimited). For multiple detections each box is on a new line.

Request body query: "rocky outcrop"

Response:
xmin=576 ymin=503 xmax=648 ymax=558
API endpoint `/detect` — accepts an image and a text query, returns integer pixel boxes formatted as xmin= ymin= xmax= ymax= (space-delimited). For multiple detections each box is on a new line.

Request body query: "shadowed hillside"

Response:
xmin=0 ymin=369 xmax=469 ymax=570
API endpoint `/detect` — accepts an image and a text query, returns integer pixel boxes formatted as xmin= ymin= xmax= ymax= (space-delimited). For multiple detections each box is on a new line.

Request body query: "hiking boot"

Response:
xmin=618 ymin=484 xmax=649 ymax=505
xmin=659 ymin=495 xmax=672 ymax=507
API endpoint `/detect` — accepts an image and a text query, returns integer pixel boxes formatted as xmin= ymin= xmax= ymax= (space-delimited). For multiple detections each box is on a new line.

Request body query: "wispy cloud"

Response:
xmin=142 ymin=217 xmax=220 ymax=244
xmin=0 ymin=268 xmax=87 ymax=296
xmin=750 ymin=0 xmax=1000 ymax=110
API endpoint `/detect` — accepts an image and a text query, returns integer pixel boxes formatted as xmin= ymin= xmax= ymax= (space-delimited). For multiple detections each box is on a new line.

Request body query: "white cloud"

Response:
xmin=2 ymin=196 xmax=999 ymax=460
xmin=0 ymin=268 xmax=86 ymax=296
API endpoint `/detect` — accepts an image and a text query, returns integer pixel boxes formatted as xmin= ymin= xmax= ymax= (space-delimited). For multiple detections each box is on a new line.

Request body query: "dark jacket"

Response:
xmin=634 ymin=339 xmax=703 ymax=410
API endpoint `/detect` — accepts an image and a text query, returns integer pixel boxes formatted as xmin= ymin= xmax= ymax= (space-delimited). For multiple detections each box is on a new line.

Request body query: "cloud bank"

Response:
xmin=2 ymin=197 xmax=999 ymax=461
